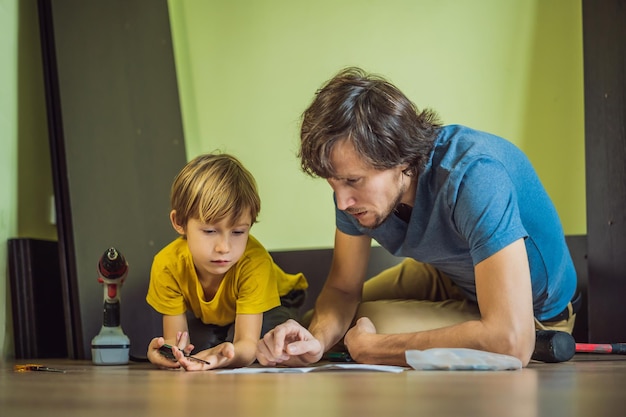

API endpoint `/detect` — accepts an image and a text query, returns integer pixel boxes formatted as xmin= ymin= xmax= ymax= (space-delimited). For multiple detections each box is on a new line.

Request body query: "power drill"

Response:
xmin=91 ymin=247 xmax=131 ymax=365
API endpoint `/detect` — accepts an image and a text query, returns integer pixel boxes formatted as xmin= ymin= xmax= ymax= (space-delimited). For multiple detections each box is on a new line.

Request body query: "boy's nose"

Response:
xmin=215 ymin=237 xmax=230 ymax=253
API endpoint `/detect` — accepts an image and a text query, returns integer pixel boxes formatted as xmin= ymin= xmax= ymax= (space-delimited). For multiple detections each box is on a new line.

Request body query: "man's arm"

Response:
xmin=256 ymin=229 xmax=372 ymax=365
xmin=344 ymin=238 xmax=537 ymax=367
xmin=308 ymin=229 xmax=373 ymax=352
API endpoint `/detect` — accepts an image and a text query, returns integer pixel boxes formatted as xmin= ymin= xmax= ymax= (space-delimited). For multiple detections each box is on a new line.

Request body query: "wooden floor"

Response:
xmin=1 ymin=354 xmax=625 ymax=417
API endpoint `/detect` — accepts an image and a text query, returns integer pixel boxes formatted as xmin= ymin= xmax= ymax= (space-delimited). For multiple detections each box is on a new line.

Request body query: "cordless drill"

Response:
xmin=91 ymin=247 xmax=131 ymax=365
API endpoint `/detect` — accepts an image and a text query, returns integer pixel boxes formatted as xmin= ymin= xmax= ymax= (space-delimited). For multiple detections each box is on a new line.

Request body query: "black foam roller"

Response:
xmin=532 ymin=330 xmax=576 ymax=363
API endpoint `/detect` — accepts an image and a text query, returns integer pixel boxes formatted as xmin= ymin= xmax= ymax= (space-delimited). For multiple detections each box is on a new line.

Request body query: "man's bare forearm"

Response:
xmin=308 ymin=286 xmax=360 ymax=352
xmin=346 ymin=318 xmax=533 ymax=367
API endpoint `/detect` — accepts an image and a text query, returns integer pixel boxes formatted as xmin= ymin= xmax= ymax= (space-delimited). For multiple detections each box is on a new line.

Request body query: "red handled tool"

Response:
xmin=575 ymin=343 xmax=626 ymax=354
xmin=533 ymin=331 xmax=626 ymax=363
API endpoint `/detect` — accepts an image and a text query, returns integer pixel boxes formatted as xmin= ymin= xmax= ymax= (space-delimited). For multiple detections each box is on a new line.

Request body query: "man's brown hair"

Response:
xmin=299 ymin=67 xmax=442 ymax=178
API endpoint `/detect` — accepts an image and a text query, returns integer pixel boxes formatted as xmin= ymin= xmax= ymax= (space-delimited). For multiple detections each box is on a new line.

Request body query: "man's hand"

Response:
xmin=256 ymin=319 xmax=324 ymax=366
xmin=343 ymin=317 xmax=379 ymax=364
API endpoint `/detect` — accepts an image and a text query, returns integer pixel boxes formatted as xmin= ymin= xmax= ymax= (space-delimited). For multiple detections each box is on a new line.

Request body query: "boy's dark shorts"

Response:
xmin=188 ymin=289 xmax=307 ymax=352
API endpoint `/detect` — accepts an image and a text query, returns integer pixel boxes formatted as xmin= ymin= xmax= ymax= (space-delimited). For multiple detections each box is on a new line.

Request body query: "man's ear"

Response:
xmin=401 ymin=163 xmax=414 ymax=177
xmin=170 ymin=210 xmax=185 ymax=235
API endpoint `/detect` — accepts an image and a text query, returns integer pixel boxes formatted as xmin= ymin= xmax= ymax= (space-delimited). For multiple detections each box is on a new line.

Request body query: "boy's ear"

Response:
xmin=170 ymin=210 xmax=185 ymax=235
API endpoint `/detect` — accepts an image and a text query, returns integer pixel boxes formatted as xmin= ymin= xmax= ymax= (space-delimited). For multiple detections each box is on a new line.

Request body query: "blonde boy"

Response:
xmin=146 ymin=153 xmax=307 ymax=370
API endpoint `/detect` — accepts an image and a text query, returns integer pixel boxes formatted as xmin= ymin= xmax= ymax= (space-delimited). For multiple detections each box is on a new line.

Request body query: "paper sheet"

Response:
xmin=216 ymin=363 xmax=406 ymax=374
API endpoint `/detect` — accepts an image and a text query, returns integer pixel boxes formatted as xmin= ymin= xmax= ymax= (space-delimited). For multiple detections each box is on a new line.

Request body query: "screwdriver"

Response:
xmin=14 ymin=364 xmax=67 ymax=373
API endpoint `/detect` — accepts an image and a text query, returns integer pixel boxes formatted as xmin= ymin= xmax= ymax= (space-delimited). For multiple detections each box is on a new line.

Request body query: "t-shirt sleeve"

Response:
xmin=451 ymin=158 xmax=528 ymax=265
xmin=146 ymin=257 xmax=187 ymax=316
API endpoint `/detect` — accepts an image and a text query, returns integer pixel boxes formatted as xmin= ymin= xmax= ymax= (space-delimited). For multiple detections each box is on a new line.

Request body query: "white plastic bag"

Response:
xmin=405 ymin=348 xmax=522 ymax=371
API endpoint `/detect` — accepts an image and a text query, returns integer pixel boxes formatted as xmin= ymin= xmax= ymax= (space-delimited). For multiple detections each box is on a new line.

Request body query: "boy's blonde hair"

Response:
xmin=170 ymin=153 xmax=261 ymax=227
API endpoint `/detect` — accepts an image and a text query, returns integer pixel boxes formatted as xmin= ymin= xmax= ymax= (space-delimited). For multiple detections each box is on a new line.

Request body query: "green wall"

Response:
xmin=1 ymin=0 xmax=19 ymax=360
xmin=168 ymin=0 xmax=585 ymax=250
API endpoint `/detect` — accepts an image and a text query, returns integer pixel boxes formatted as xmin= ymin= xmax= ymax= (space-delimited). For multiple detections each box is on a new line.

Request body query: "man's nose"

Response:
xmin=335 ymin=189 xmax=356 ymax=211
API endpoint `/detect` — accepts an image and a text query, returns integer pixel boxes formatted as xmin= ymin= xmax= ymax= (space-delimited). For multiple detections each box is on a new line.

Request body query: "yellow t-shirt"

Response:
xmin=146 ymin=235 xmax=307 ymax=326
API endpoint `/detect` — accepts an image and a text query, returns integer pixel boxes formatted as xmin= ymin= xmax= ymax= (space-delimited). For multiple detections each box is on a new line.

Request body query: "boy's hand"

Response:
xmin=147 ymin=337 xmax=182 ymax=369
xmin=256 ymin=319 xmax=324 ymax=366
xmin=174 ymin=330 xmax=195 ymax=356
xmin=173 ymin=342 xmax=235 ymax=371
xmin=147 ymin=331 xmax=196 ymax=369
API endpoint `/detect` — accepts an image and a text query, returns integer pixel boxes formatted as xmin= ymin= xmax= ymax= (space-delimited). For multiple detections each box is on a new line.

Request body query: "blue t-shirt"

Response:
xmin=336 ymin=125 xmax=576 ymax=320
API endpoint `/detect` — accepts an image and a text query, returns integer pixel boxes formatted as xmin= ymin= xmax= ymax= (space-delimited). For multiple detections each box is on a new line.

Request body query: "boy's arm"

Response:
xmin=162 ymin=313 xmax=190 ymax=346
xmin=147 ymin=313 xmax=190 ymax=368
xmin=175 ymin=313 xmax=262 ymax=370
xmin=229 ymin=313 xmax=263 ymax=367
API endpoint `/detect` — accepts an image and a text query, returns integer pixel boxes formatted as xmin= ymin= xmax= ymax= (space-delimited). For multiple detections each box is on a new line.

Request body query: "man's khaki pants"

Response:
xmin=357 ymin=258 xmax=575 ymax=334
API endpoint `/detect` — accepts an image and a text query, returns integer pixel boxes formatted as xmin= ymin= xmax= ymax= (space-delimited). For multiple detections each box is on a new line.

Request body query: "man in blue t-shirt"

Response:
xmin=256 ymin=67 xmax=578 ymax=368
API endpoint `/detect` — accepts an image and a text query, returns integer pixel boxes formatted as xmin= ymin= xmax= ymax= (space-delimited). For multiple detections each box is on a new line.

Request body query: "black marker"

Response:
xmin=159 ymin=344 xmax=211 ymax=365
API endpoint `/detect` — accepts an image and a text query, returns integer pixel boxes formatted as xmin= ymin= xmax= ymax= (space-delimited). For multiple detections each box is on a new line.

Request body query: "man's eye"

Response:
xmin=346 ymin=178 xmax=360 ymax=184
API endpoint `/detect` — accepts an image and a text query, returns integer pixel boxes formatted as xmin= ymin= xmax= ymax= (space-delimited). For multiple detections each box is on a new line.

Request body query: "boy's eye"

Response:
xmin=202 ymin=229 xmax=216 ymax=234
xmin=346 ymin=178 xmax=360 ymax=184
xmin=232 ymin=230 xmax=247 ymax=235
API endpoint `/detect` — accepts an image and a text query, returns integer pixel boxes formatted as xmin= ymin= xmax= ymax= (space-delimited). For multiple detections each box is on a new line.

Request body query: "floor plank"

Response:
xmin=1 ymin=354 xmax=625 ymax=417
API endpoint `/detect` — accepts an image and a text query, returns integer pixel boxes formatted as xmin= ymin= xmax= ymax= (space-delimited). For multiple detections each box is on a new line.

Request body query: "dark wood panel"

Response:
xmin=38 ymin=0 xmax=187 ymax=359
xmin=8 ymin=239 xmax=67 ymax=359
xmin=583 ymin=0 xmax=626 ymax=343
xmin=567 ymin=235 xmax=588 ymax=343
xmin=270 ymin=246 xmax=404 ymax=315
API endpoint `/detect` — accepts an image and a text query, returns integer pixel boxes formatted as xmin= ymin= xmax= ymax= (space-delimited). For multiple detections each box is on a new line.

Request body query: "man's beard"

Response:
xmin=359 ymin=188 xmax=406 ymax=230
